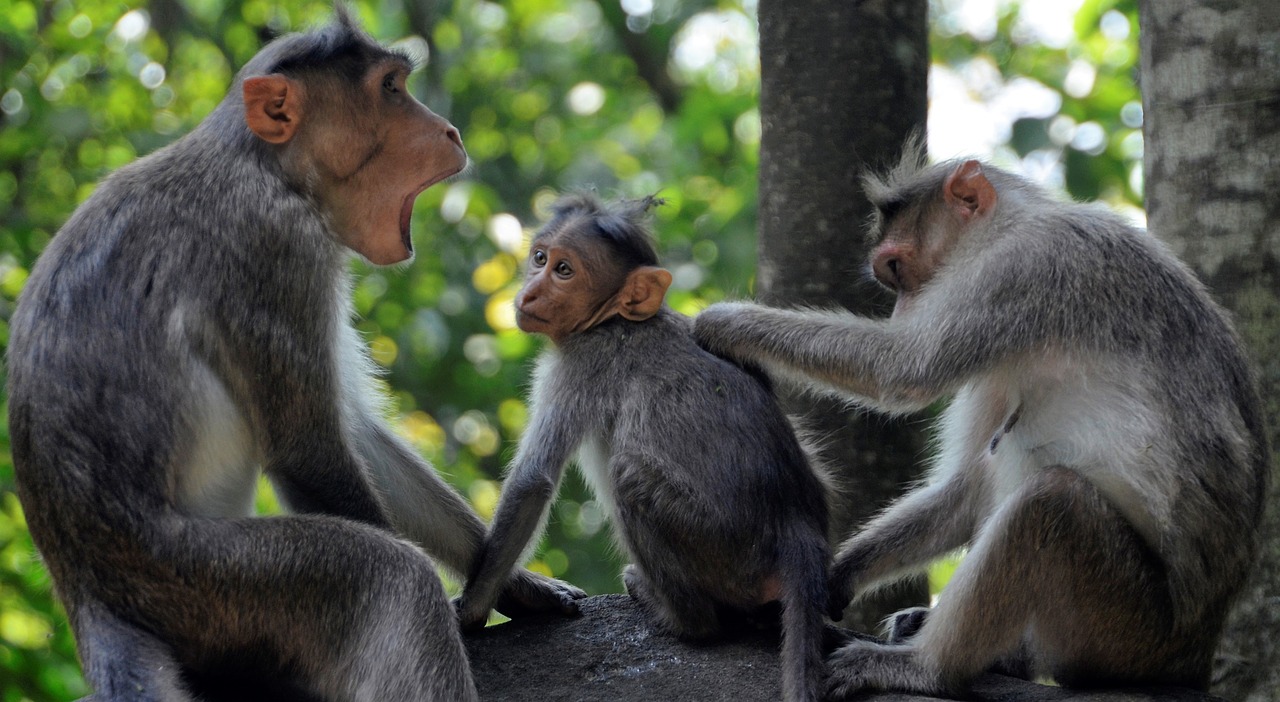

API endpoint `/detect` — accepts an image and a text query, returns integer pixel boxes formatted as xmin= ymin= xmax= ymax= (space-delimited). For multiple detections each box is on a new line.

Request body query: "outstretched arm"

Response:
xmin=353 ymin=413 xmax=585 ymax=621
xmin=694 ymin=302 xmax=940 ymax=413
xmin=694 ymin=277 xmax=1041 ymax=416
xmin=455 ymin=405 xmax=587 ymax=629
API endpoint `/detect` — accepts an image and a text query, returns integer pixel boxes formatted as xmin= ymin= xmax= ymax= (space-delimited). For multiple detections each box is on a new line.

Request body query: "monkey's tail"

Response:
xmin=778 ymin=524 xmax=828 ymax=702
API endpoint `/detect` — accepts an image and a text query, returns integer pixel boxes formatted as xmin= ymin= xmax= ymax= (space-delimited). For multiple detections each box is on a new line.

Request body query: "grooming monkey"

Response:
xmin=696 ymin=147 xmax=1268 ymax=696
xmin=455 ymin=193 xmax=831 ymax=702
xmin=7 ymin=10 xmax=582 ymax=702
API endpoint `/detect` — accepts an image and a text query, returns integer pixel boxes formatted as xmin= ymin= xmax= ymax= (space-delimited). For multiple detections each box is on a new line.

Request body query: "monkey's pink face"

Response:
xmin=515 ymin=237 xmax=616 ymax=345
xmin=304 ymin=60 xmax=468 ymax=265
xmin=870 ymin=158 xmax=994 ymax=307
xmin=871 ymin=238 xmax=939 ymax=298
xmin=870 ymin=219 xmax=960 ymax=310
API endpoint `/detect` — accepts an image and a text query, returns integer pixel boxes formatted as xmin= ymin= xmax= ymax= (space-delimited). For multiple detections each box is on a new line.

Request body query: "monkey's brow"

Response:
xmin=874 ymin=196 xmax=909 ymax=223
xmin=378 ymin=50 xmax=418 ymax=73
xmin=390 ymin=49 xmax=420 ymax=72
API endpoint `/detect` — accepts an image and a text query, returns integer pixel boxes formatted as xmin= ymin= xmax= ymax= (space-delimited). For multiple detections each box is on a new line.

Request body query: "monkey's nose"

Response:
xmin=445 ymin=125 xmax=463 ymax=150
xmin=872 ymin=256 xmax=901 ymax=291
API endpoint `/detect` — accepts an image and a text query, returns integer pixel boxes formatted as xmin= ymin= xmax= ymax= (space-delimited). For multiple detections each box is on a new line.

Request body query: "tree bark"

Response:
xmin=756 ymin=0 xmax=930 ymax=632
xmin=1138 ymin=2 xmax=1280 ymax=699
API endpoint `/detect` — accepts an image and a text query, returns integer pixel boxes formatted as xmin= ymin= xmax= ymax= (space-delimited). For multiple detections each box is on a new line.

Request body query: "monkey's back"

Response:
xmin=559 ymin=309 xmax=828 ymax=603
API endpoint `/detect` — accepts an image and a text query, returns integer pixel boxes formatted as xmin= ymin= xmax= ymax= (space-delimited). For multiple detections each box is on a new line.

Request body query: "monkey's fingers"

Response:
xmin=824 ymin=656 xmax=873 ymax=699
xmin=453 ymin=594 xmax=492 ymax=632
xmin=885 ymin=606 xmax=930 ymax=643
xmin=494 ymin=570 xmax=586 ymax=619
xmin=692 ymin=302 xmax=750 ymax=356
xmin=826 ymin=640 xmax=951 ymax=698
xmin=824 ymin=640 xmax=891 ymax=699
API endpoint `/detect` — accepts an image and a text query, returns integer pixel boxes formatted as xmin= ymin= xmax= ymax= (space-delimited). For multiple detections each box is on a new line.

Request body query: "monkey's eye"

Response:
xmin=382 ymin=73 xmax=400 ymax=94
xmin=531 ymin=250 xmax=547 ymax=267
xmin=554 ymin=261 xmax=573 ymax=278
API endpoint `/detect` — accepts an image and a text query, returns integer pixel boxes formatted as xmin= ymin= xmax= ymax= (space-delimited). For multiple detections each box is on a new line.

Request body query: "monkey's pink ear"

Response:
xmin=244 ymin=75 xmax=303 ymax=144
xmin=943 ymin=160 xmax=996 ymax=221
xmin=618 ymin=267 xmax=673 ymax=321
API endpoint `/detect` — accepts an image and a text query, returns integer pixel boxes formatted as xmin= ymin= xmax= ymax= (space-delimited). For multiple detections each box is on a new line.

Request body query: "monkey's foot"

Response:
xmin=825 ymin=640 xmax=948 ymax=699
xmin=494 ymin=570 xmax=586 ymax=620
xmin=885 ymin=606 xmax=930 ymax=643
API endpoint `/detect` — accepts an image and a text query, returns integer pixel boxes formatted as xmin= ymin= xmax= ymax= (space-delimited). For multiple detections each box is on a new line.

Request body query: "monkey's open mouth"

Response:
xmin=399 ymin=194 xmax=417 ymax=254
xmin=400 ymin=164 xmax=466 ymax=254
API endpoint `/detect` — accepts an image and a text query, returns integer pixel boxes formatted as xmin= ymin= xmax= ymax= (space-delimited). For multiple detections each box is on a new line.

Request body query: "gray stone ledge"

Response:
xmin=465 ymin=594 xmax=1226 ymax=702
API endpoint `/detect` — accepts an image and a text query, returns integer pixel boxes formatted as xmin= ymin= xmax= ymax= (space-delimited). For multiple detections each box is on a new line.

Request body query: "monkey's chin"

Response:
xmin=348 ymin=224 xmax=414 ymax=266
xmin=515 ymin=311 xmax=549 ymax=336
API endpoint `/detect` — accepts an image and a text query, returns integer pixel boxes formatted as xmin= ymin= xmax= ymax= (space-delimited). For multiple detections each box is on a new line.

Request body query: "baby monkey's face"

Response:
xmin=515 ymin=232 xmax=620 ymax=345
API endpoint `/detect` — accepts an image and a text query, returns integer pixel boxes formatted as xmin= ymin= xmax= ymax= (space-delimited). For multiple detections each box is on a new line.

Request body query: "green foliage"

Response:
xmin=930 ymin=0 xmax=1143 ymax=210
xmin=0 ymin=1 xmax=1137 ymax=698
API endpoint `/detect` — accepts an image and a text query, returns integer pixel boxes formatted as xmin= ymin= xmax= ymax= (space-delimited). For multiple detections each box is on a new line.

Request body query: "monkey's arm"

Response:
xmin=829 ymin=468 xmax=986 ymax=616
xmin=455 ymin=408 xmax=584 ymax=629
xmin=695 ymin=301 xmax=1002 ymax=413
xmin=353 ymin=415 xmax=585 ymax=618
xmin=352 ymin=417 xmax=492 ymax=571
xmin=694 ymin=302 xmax=917 ymax=409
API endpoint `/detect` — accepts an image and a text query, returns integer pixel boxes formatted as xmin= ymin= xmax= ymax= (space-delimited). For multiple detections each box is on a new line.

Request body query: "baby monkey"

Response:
xmin=457 ymin=193 xmax=830 ymax=702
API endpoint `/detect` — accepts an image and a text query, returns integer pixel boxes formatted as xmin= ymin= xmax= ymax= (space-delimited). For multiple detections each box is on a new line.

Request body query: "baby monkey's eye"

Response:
xmin=532 ymin=250 xmax=547 ymax=266
xmin=555 ymin=261 xmax=573 ymax=278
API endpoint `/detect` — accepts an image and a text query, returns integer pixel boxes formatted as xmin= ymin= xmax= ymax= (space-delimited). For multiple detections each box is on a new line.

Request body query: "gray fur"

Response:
xmin=695 ymin=154 xmax=1268 ymax=695
xmin=457 ymin=196 xmax=831 ymax=702
xmin=6 ymin=12 xmax=576 ymax=702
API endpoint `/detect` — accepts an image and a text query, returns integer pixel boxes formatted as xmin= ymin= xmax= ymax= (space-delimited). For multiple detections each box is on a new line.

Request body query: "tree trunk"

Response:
xmin=756 ymin=0 xmax=930 ymax=632
xmin=1138 ymin=2 xmax=1280 ymax=699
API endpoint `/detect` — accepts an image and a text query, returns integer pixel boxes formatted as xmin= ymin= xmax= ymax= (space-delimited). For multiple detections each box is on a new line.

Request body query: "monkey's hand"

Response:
xmin=694 ymin=301 xmax=763 ymax=363
xmin=826 ymin=558 xmax=860 ymax=620
xmin=454 ymin=589 xmax=493 ymax=632
xmin=494 ymin=569 xmax=586 ymax=620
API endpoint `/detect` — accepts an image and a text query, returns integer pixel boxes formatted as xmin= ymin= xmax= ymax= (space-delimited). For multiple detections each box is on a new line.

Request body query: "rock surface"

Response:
xmin=465 ymin=595 xmax=1225 ymax=702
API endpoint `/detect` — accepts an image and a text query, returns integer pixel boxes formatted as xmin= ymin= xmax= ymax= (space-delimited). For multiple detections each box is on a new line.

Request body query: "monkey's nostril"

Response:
xmin=873 ymin=256 xmax=901 ymax=290
xmin=445 ymin=126 xmax=463 ymax=149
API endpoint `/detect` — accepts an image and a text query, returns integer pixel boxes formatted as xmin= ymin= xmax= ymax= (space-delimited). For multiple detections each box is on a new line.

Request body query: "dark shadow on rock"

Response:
xmin=464 ymin=595 xmax=1228 ymax=702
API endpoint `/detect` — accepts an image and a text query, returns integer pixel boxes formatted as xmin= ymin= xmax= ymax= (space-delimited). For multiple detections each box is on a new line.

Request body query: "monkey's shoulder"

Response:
xmin=553 ymin=310 xmax=787 ymax=423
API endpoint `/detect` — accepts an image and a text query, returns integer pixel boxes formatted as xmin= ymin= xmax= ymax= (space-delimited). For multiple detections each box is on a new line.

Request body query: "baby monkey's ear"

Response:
xmin=617 ymin=266 xmax=673 ymax=321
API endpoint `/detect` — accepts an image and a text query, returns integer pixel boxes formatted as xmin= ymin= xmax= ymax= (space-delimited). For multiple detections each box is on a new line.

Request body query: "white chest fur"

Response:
xmin=942 ymin=352 xmax=1169 ymax=547
xmin=174 ymin=361 xmax=260 ymax=518
xmin=575 ymin=433 xmax=617 ymax=518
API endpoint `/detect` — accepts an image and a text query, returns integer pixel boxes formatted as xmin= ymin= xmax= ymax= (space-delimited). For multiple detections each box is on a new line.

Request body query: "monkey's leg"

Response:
xmin=265 ymin=445 xmax=390 ymax=529
xmin=829 ymin=466 xmax=1170 ymax=697
xmin=72 ymin=600 xmax=193 ymax=702
xmin=158 ymin=516 xmax=478 ymax=702
xmin=623 ymin=564 xmax=722 ymax=640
